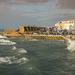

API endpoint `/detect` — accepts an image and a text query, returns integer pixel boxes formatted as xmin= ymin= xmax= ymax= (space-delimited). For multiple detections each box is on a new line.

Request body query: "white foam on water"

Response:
xmin=18 ymin=48 xmax=27 ymax=54
xmin=11 ymin=46 xmax=27 ymax=54
xmin=18 ymin=57 xmax=29 ymax=64
xmin=0 ymin=56 xmax=17 ymax=64
xmin=0 ymin=35 xmax=7 ymax=38
xmin=12 ymin=46 xmax=17 ymax=50
xmin=0 ymin=56 xmax=28 ymax=64
xmin=29 ymin=39 xmax=39 ymax=41
xmin=0 ymin=39 xmax=16 ymax=45
xmin=67 ymin=39 xmax=75 ymax=52
xmin=29 ymin=67 xmax=33 ymax=70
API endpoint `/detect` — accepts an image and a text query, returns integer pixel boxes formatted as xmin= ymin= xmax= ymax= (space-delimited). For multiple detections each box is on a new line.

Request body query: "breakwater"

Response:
xmin=24 ymin=34 xmax=69 ymax=40
xmin=1 ymin=26 xmax=75 ymax=41
xmin=1 ymin=32 xmax=69 ymax=40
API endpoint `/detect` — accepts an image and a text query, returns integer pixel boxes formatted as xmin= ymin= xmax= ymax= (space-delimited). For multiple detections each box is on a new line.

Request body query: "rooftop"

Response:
xmin=67 ymin=19 xmax=75 ymax=21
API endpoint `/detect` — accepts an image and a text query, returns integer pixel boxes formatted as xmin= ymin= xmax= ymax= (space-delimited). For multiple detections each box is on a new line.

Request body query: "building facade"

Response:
xmin=55 ymin=19 xmax=75 ymax=34
xmin=55 ymin=21 xmax=69 ymax=30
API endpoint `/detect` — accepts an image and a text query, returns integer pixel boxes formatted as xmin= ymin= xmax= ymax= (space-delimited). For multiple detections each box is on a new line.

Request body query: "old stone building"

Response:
xmin=17 ymin=25 xmax=46 ymax=34
xmin=55 ymin=19 xmax=75 ymax=34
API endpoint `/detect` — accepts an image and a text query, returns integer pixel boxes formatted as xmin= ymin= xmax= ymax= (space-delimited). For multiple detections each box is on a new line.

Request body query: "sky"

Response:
xmin=0 ymin=0 xmax=75 ymax=29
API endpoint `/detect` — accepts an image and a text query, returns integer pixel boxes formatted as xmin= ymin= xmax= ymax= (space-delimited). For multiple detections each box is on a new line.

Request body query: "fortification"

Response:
xmin=5 ymin=29 xmax=17 ymax=33
xmin=1 ymin=25 xmax=75 ymax=40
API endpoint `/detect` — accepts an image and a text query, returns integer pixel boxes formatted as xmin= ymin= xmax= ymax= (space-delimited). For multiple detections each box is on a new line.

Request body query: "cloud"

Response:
xmin=0 ymin=0 xmax=53 ymax=9
xmin=0 ymin=0 xmax=13 ymax=5
xmin=57 ymin=0 xmax=75 ymax=9
xmin=16 ymin=0 xmax=51 ymax=4
xmin=0 ymin=0 xmax=11 ymax=3
xmin=0 ymin=0 xmax=75 ymax=10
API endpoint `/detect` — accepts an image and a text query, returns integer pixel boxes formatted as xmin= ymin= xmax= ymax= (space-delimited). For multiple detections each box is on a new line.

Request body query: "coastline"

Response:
xmin=0 ymin=32 xmax=71 ymax=41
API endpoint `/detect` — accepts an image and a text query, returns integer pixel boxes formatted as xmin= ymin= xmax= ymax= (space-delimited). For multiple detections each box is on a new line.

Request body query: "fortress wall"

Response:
xmin=0 ymin=32 xmax=4 ymax=35
xmin=24 ymin=34 xmax=68 ymax=40
xmin=3 ymin=32 xmax=24 ymax=38
xmin=5 ymin=29 xmax=17 ymax=33
xmin=2 ymin=31 xmax=69 ymax=40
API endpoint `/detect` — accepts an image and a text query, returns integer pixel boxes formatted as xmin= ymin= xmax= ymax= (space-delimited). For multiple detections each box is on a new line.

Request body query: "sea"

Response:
xmin=0 ymin=29 xmax=75 ymax=75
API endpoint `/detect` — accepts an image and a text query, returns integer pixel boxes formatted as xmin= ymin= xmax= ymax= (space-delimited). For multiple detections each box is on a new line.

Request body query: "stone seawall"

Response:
xmin=0 ymin=32 xmax=69 ymax=40
xmin=24 ymin=34 xmax=68 ymax=40
xmin=0 ymin=32 xmax=4 ymax=35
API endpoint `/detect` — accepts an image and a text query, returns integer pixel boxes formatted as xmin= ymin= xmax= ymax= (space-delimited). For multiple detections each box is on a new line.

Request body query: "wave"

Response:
xmin=0 ymin=56 xmax=28 ymax=65
xmin=28 ymin=67 xmax=42 ymax=75
xmin=18 ymin=48 xmax=27 ymax=54
xmin=12 ymin=46 xmax=27 ymax=55
xmin=0 ymin=35 xmax=7 ymax=38
xmin=0 ymin=39 xmax=16 ymax=45
xmin=11 ymin=46 xmax=27 ymax=54
xmin=29 ymin=39 xmax=39 ymax=41
xmin=12 ymin=46 xmax=17 ymax=50
xmin=67 ymin=39 xmax=75 ymax=52
xmin=18 ymin=57 xmax=29 ymax=64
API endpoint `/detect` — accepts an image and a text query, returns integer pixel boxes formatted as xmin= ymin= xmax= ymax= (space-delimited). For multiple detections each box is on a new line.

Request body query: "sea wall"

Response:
xmin=0 ymin=32 xmax=70 ymax=40
xmin=0 ymin=32 xmax=4 ymax=35
xmin=24 ymin=34 xmax=68 ymax=40
xmin=2 ymin=32 xmax=24 ymax=38
xmin=67 ymin=35 xmax=75 ymax=40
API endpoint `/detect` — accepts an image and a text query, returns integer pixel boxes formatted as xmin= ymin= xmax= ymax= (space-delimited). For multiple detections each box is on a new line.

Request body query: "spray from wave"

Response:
xmin=0 ymin=35 xmax=7 ymax=38
xmin=0 ymin=39 xmax=16 ymax=45
xmin=0 ymin=35 xmax=16 ymax=45
xmin=67 ymin=39 xmax=75 ymax=52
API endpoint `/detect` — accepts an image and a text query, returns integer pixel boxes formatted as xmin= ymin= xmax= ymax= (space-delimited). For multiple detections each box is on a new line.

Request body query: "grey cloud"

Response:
xmin=0 ymin=0 xmax=13 ymax=4
xmin=0 ymin=0 xmax=75 ymax=10
xmin=0 ymin=0 xmax=52 ymax=8
xmin=16 ymin=0 xmax=51 ymax=4
xmin=57 ymin=0 xmax=75 ymax=9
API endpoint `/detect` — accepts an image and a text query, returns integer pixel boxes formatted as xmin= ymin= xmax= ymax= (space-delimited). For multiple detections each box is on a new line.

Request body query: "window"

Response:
xmin=69 ymin=21 xmax=74 ymax=23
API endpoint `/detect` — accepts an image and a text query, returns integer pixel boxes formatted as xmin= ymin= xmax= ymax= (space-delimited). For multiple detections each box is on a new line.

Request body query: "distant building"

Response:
xmin=17 ymin=25 xmax=46 ymax=34
xmin=67 ymin=19 xmax=75 ymax=34
xmin=55 ymin=19 xmax=75 ymax=34
xmin=55 ymin=21 xmax=69 ymax=30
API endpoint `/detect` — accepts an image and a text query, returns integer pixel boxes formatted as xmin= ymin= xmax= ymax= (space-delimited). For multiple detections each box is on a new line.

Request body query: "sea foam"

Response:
xmin=11 ymin=46 xmax=27 ymax=54
xmin=12 ymin=46 xmax=17 ymax=50
xmin=67 ymin=39 xmax=75 ymax=52
xmin=0 ymin=35 xmax=7 ymax=38
xmin=0 ymin=39 xmax=16 ymax=45
xmin=0 ymin=56 xmax=28 ymax=64
xmin=18 ymin=48 xmax=27 ymax=54
xmin=29 ymin=39 xmax=39 ymax=41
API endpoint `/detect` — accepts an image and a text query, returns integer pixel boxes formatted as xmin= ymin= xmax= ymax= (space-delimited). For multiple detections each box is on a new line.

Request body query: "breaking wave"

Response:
xmin=18 ymin=48 xmax=27 ymax=54
xmin=0 ymin=56 xmax=28 ymax=65
xmin=11 ymin=46 xmax=27 ymax=54
xmin=67 ymin=39 xmax=75 ymax=52
xmin=0 ymin=39 xmax=16 ymax=45
xmin=12 ymin=46 xmax=17 ymax=50
xmin=0 ymin=35 xmax=7 ymax=38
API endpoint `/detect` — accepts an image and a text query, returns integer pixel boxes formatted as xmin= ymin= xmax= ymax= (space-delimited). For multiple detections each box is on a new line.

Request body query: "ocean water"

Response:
xmin=0 ymin=30 xmax=75 ymax=75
